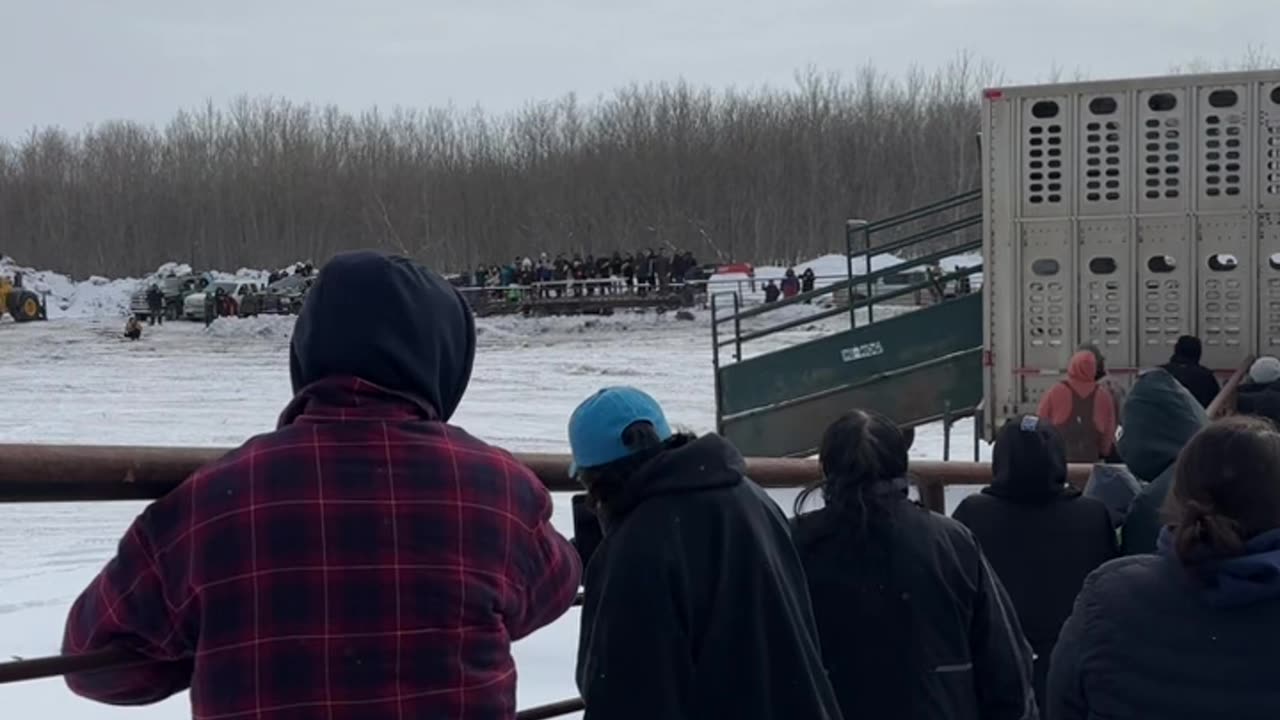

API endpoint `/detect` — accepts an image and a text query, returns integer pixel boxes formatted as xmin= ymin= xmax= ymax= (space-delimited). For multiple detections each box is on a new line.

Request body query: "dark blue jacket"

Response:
xmin=1048 ymin=527 xmax=1280 ymax=719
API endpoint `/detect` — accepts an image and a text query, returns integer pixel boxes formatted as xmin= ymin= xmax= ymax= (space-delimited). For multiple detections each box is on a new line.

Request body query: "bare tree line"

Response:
xmin=0 ymin=59 xmax=1001 ymax=278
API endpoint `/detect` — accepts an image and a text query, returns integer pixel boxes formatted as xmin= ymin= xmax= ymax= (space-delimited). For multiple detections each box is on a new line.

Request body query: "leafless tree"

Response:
xmin=0 ymin=60 xmax=1002 ymax=277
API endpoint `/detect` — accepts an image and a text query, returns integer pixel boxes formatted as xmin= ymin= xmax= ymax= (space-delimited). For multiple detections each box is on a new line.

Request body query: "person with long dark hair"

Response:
xmin=791 ymin=410 xmax=1038 ymax=720
xmin=569 ymin=387 xmax=841 ymax=720
xmin=1048 ymin=416 xmax=1280 ymax=719
xmin=953 ymin=416 xmax=1116 ymax=717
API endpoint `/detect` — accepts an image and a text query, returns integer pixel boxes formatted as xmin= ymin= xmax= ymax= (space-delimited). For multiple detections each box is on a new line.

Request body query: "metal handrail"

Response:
xmin=715 ymin=195 xmax=982 ymax=355
xmin=0 ymin=443 xmax=1092 ymax=505
xmin=0 ymin=640 xmax=582 ymax=720
xmin=456 ymin=274 xmax=849 ymax=296
xmin=722 ymin=214 xmax=981 ymax=326
xmin=0 ymin=442 xmax=1102 ymax=719
xmin=721 ymin=254 xmax=977 ymax=351
xmin=0 ymin=440 xmax=1081 ymax=711
xmin=517 ymin=698 xmax=587 ymax=719
xmin=0 ymin=593 xmax=585 ymax=685
xmin=858 ymin=213 xmax=982 ymax=261
xmin=862 ymin=188 xmax=981 ymax=234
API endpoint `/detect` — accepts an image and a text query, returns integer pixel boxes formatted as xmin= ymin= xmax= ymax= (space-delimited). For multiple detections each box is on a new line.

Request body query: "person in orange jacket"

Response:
xmin=1037 ymin=350 xmax=1117 ymax=463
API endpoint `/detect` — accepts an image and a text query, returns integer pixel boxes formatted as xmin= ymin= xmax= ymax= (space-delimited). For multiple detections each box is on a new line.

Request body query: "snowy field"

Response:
xmin=0 ymin=265 xmax=989 ymax=717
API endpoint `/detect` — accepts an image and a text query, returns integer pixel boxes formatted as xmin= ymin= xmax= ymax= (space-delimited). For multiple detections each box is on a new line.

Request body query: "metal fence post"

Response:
xmin=710 ymin=294 xmax=722 ymax=370
xmin=845 ymin=219 xmax=867 ymax=329
xmin=942 ymin=401 xmax=952 ymax=462
xmin=973 ymin=411 xmax=981 ymax=462
xmin=732 ymin=292 xmax=743 ymax=362
xmin=864 ymin=223 xmax=876 ymax=324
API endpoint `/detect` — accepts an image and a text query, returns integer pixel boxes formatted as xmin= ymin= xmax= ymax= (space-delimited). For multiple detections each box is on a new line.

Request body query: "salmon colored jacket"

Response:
xmin=1036 ymin=350 xmax=1117 ymax=458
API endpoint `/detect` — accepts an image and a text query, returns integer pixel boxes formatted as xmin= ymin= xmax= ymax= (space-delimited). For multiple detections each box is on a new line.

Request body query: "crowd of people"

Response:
xmin=464 ymin=249 xmax=703 ymax=297
xmin=58 ymin=252 xmax=1280 ymax=719
xmin=762 ymin=267 xmax=816 ymax=302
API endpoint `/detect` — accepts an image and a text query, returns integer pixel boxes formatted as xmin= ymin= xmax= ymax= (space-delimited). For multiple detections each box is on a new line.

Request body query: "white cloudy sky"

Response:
xmin=1 ymin=0 xmax=1275 ymax=137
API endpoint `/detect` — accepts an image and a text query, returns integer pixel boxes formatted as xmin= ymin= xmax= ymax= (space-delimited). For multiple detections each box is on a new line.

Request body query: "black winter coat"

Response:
xmin=1235 ymin=381 xmax=1280 ymax=427
xmin=1160 ymin=355 xmax=1220 ymax=408
xmin=952 ymin=417 xmax=1117 ymax=717
xmin=793 ymin=493 xmax=1038 ymax=720
xmin=1048 ymin=528 xmax=1280 ymax=719
xmin=576 ymin=434 xmax=842 ymax=720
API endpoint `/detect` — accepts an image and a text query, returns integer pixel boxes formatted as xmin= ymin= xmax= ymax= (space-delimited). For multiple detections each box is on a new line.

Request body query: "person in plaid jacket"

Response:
xmin=62 ymin=250 xmax=582 ymax=719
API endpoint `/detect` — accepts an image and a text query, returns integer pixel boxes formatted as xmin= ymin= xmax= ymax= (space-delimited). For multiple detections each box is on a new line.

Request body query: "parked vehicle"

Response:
xmin=0 ymin=272 xmax=46 ymax=322
xmin=237 ymin=274 xmax=313 ymax=317
xmin=184 ymin=281 xmax=260 ymax=321
xmin=129 ymin=274 xmax=200 ymax=322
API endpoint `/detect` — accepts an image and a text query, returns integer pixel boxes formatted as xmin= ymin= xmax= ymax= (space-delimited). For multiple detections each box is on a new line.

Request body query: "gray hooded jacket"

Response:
xmin=1117 ymin=369 xmax=1207 ymax=555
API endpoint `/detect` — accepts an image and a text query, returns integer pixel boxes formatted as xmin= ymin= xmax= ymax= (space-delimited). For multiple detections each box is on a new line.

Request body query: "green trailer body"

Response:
xmin=719 ymin=294 xmax=982 ymax=457
xmin=711 ymin=189 xmax=984 ymax=458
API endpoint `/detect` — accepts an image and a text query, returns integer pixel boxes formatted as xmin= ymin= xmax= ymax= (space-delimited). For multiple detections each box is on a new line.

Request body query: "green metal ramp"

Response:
xmin=711 ymin=189 xmax=984 ymax=457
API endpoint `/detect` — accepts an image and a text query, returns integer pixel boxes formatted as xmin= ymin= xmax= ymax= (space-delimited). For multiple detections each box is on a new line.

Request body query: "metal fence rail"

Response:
xmin=0 ymin=442 xmax=1096 ymax=513
xmin=0 ymin=442 xmax=1100 ymax=718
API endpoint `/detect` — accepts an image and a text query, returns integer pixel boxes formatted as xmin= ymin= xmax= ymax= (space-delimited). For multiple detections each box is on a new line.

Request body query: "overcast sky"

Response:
xmin=1 ymin=0 xmax=1275 ymax=138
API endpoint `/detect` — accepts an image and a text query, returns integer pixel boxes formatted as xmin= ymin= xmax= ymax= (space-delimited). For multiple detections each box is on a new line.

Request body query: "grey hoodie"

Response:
xmin=1117 ymin=369 xmax=1207 ymax=555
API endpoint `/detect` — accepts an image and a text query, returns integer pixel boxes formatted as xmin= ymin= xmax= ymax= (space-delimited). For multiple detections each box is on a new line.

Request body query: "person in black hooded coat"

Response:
xmin=952 ymin=415 xmax=1116 ymax=716
xmin=1161 ymin=335 xmax=1220 ymax=408
xmin=568 ymin=386 xmax=841 ymax=720
xmin=793 ymin=410 xmax=1037 ymax=720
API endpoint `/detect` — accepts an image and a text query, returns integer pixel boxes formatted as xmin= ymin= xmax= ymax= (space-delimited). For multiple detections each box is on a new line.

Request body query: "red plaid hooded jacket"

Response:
xmin=63 ymin=252 xmax=581 ymax=719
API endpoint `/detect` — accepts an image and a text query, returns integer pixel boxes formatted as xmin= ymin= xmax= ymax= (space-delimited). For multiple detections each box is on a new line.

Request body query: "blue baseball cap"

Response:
xmin=568 ymin=387 xmax=673 ymax=476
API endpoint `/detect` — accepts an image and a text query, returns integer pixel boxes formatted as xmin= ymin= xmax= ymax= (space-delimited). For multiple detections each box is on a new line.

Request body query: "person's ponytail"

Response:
xmin=794 ymin=410 xmax=910 ymax=535
xmin=1165 ymin=416 xmax=1280 ymax=565
xmin=1172 ymin=498 xmax=1245 ymax=560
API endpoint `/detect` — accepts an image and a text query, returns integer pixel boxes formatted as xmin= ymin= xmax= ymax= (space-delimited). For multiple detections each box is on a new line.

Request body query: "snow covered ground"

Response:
xmin=0 ymin=280 xmax=989 ymax=717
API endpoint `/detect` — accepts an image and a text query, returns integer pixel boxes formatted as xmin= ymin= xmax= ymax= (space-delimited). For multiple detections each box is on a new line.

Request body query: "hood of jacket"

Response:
xmin=604 ymin=434 xmax=745 ymax=525
xmin=1063 ymin=350 xmax=1099 ymax=396
xmin=1117 ymin=369 xmax=1207 ymax=482
xmin=985 ymin=415 xmax=1074 ymax=504
xmin=1158 ymin=527 xmax=1280 ymax=608
xmin=288 ymin=250 xmax=476 ymax=421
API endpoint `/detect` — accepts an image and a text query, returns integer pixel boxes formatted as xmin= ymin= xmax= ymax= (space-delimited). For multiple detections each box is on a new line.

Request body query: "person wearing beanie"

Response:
xmin=1036 ymin=350 xmax=1118 ymax=462
xmin=569 ymin=387 xmax=841 ymax=720
xmin=1250 ymin=356 xmax=1280 ymax=385
xmin=1236 ymin=356 xmax=1280 ymax=427
xmin=1161 ymin=335 xmax=1221 ymax=408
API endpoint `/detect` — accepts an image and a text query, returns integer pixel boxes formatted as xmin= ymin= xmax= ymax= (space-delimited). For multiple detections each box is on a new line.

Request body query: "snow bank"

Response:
xmin=204 ymin=315 xmax=296 ymax=339
xmin=0 ymin=256 xmax=139 ymax=319
xmin=0 ymin=258 xmax=304 ymax=321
